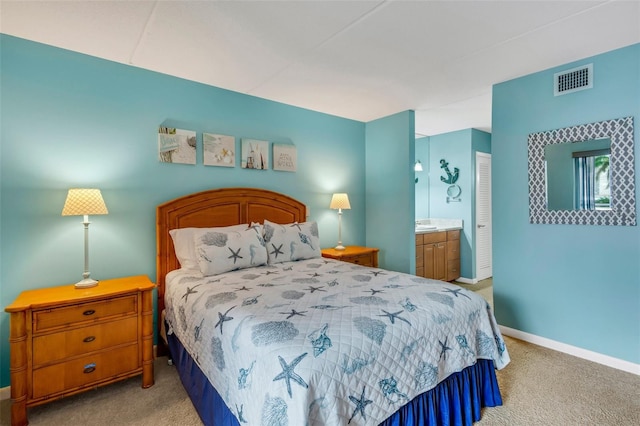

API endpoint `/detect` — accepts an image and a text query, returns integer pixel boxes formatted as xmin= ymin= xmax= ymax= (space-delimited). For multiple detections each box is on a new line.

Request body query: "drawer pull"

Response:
xmin=83 ymin=336 xmax=96 ymax=343
xmin=83 ymin=363 xmax=96 ymax=374
xmin=83 ymin=309 xmax=96 ymax=316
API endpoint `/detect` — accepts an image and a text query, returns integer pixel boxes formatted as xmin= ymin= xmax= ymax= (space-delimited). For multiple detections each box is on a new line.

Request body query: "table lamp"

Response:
xmin=329 ymin=193 xmax=351 ymax=250
xmin=62 ymin=188 xmax=109 ymax=288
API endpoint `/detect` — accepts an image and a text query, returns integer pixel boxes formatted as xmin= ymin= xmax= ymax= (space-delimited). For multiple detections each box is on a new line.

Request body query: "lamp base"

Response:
xmin=75 ymin=278 xmax=99 ymax=289
xmin=334 ymin=244 xmax=346 ymax=251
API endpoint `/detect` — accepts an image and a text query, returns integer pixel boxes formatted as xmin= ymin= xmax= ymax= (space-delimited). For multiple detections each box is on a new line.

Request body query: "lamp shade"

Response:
xmin=330 ymin=193 xmax=351 ymax=210
xmin=62 ymin=189 xmax=109 ymax=216
xmin=414 ymin=160 xmax=423 ymax=172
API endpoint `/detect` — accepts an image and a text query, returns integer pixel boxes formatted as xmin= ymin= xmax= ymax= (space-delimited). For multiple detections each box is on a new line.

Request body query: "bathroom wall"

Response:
xmin=415 ymin=129 xmax=491 ymax=281
xmin=415 ymin=136 xmax=430 ymax=219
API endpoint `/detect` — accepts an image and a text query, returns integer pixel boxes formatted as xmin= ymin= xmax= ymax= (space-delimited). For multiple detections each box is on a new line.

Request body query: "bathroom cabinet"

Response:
xmin=415 ymin=230 xmax=460 ymax=281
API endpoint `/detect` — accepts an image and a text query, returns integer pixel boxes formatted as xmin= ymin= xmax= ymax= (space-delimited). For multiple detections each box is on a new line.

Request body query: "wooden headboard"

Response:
xmin=156 ymin=187 xmax=307 ymax=340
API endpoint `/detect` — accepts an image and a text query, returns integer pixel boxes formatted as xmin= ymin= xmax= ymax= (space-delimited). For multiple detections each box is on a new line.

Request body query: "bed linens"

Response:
xmin=164 ymin=259 xmax=509 ymax=426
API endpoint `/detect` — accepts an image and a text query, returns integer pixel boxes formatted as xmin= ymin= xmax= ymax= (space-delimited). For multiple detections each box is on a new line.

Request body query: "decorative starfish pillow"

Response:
xmin=170 ymin=224 xmax=248 ymax=270
xmin=194 ymin=225 xmax=267 ymax=276
xmin=263 ymin=220 xmax=321 ymax=264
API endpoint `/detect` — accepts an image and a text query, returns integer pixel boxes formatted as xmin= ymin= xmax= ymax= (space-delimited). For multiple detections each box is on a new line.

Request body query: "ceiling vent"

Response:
xmin=554 ymin=64 xmax=593 ymax=96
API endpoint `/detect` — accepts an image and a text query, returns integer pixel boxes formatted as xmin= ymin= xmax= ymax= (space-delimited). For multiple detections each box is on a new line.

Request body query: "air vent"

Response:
xmin=554 ymin=64 xmax=593 ymax=96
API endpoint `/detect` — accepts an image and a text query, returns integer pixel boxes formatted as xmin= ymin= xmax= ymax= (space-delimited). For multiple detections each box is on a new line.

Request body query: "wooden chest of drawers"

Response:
xmin=321 ymin=246 xmax=379 ymax=267
xmin=5 ymin=275 xmax=155 ymax=426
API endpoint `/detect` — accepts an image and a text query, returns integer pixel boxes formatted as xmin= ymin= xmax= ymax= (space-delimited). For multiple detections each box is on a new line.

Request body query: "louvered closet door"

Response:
xmin=476 ymin=153 xmax=492 ymax=281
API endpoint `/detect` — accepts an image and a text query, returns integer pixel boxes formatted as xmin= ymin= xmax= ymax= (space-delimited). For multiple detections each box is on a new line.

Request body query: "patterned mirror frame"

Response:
xmin=528 ymin=116 xmax=636 ymax=226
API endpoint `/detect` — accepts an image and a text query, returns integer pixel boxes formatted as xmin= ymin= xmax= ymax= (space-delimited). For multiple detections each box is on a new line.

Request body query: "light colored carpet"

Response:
xmin=477 ymin=337 xmax=640 ymax=425
xmin=454 ymin=278 xmax=494 ymax=309
xmin=0 ymin=356 xmax=201 ymax=426
xmin=2 ymin=279 xmax=638 ymax=425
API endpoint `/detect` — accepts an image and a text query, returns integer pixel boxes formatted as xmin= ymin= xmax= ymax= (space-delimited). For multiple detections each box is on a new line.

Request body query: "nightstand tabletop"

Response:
xmin=321 ymin=246 xmax=379 ymax=267
xmin=5 ymin=275 xmax=155 ymax=312
xmin=321 ymin=246 xmax=379 ymax=257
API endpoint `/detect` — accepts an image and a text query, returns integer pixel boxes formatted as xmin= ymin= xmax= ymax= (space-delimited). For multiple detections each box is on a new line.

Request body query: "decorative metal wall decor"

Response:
xmin=440 ymin=159 xmax=461 ymax=203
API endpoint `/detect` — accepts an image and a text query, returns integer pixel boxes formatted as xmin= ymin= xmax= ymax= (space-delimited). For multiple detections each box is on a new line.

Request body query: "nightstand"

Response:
xmin=321 ymin=246 xmax=379 ymax=267
xmin=5 ymin=275 xmax=155 ymax=426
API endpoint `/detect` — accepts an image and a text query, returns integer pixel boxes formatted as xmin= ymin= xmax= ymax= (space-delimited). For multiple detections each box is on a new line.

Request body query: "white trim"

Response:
xmin=500 ymin=325 xmax=640 ymax=376
xmin=455 ymin=277 xmax=478 ymax=284
xmin=0 ymin=386 xmax=10 ymax=401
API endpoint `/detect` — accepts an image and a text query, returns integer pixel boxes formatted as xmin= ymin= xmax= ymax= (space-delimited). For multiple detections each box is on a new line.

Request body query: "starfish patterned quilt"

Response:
xmin=164 ymin=258 xmax=509 ymax=426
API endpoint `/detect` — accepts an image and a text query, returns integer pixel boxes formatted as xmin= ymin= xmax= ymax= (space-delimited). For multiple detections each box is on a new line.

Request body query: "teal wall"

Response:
xmin=492 ymin=43 xmax=639 ymax=363
xmin=0 ymin=35 xmax=370 ymax=387
xmin=365 ymin=111 xmax=415 ymax=274
xmin=424 ymin=129 xmax=491 ymax=280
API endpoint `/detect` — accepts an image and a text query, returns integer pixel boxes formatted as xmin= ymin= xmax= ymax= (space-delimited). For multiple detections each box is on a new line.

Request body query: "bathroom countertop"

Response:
xmin=415 ymin=218 xmax=463 ymax=234
xmin=415 ymin=225 xmax=462 ymax=234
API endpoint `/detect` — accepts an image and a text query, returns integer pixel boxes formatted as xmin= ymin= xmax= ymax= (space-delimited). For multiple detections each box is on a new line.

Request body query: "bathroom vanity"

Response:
xmin=415 ymin=219 xmax=461 ymax=281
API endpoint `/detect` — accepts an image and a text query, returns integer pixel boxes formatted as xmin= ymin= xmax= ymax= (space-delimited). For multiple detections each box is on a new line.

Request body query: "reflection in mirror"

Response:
xmin=544 ymin=138 xmax=611 ymax=210
xmin=528 ymin=116 xmax=636 ymax=226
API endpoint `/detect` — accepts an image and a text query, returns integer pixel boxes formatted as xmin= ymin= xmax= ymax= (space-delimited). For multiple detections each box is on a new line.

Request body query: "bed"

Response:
xmin=156 ymin=187 xmax=509 ymax=426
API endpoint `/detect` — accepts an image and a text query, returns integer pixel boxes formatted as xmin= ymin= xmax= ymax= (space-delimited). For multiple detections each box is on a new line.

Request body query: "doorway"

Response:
xmin=475 ymin=152 xmax=492 ymax=280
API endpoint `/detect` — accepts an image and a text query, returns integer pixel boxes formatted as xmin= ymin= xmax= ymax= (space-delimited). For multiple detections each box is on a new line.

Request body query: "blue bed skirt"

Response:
xmin=166 ymin=325 xmax=503 ymax=426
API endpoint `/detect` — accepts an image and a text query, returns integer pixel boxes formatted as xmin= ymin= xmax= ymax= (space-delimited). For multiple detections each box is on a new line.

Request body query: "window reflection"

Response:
xmin=574 ymin=151 xmax=610 ymax=210
xmin=544 ymin=138 xmax=611 ymax=211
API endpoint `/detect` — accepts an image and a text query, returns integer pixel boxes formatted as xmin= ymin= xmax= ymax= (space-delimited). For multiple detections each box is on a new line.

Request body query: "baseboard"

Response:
xmin=455 ymin=277 xmax=478 ymax=284
xmin=499 ymin=325 xmax=640 ymax=376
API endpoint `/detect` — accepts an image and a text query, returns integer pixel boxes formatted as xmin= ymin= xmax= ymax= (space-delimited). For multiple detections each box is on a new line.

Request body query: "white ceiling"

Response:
xmin=1 ymin=1 xmax=639 ymax=136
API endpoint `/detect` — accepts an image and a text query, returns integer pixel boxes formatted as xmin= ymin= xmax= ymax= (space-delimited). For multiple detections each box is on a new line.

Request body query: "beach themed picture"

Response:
xmin=241 ymin=139 xmax=269 ymax=170
xmin=158 ymin=127 xmax=196 ymax=165
xmin=273 ymin=144 xmax=297 ymax=172
xmin=203 ymin=133 xmax=235 ymax=167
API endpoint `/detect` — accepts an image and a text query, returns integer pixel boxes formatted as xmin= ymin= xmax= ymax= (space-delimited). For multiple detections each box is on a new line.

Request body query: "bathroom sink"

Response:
xmin=415 ymin=224 xmax=437 ymax=231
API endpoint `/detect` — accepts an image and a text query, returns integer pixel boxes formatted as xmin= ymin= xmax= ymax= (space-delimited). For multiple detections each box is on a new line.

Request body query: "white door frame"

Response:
xmin=475 ymin=152 xmax=492 ymax=281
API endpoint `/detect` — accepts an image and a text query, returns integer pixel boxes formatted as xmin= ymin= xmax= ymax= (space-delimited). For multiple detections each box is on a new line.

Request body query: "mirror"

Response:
xmin=528 ymin=116 xmax=636 ymax=226
xmin=544 ymin=138 xmax=611 ymax=211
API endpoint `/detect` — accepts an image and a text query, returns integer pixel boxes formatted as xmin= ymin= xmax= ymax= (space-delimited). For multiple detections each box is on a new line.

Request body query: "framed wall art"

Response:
xmin=241 ymin=139 xmax=269 ymax=170
xmin=273 ymin=144 xmax=297 ymax=172
xmin=158 ymin=127 xmax=196 ymax=165
xmin=528 ymin=116 xmax=635 ymax=225
xmin=203 ymin=133 xmax=235 ymax=167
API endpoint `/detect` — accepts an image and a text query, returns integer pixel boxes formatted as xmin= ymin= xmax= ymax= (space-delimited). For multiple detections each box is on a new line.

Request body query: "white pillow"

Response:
xmin=169 ymin=224 xmax=248 ymax=270
xmin=263 ymin=220 xmax=321 ymax=264
xmin=195 ymin=226 xmax=268 ymax=276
